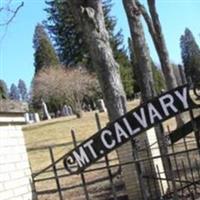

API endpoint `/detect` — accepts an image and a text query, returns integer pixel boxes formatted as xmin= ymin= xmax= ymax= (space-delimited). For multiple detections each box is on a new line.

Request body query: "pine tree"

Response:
xmin=45 ymin=0 xmax=135 ymax=96
xmin=45 ymin=0 xmax=124 ymax=67
xmin=9 ymin=83 xmax=20 ymax=100
xmin=151 ymin=62 xmax=166 ymax=94
xmin=180 ymin=28 xmax=200 ymax=85
xmin=33 ymin=23 xmax=60 ymax=74
xmin=18 ymin=79 xmax=28 ymax=101
xmin=103 ymin=1 xmax=135 ymax=97
xmin=119 ymin=55 xmax=135 ymax=99
xmin=0 ymin=80 xmax=8 ymax=99
xmin=67 ymin=2 xmax=136 ymax=199
xmin=44 ymin=0 xmax=86 ymax=66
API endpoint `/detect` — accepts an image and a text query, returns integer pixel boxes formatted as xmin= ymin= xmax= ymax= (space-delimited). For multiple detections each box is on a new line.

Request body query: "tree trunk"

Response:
xmin=68 ymin=1 xmax=139 ymax=199
xmin=137 ymin=0 xmax=185 ymax=126
xmin=68 ymin=0 xmax=126 ymax=120
xmin=123 ymin=0 xmax=156 ymax=101
xmin=123 ymin=1 xmax=170 ymax=198
xmin=137 ymin=0 xmax=177 ymax=90
xmin=147 ymin=0 xmax=187 ymax=127
xmin=149 ymin=0 xmax=178 ymax=90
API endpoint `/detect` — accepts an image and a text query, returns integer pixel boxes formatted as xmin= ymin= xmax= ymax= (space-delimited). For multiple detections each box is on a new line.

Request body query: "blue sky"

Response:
xmin=0 ymin=0 xmax=200 ymax=90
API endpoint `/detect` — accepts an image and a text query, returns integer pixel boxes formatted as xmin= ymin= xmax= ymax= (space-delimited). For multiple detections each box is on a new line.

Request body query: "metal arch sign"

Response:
xmin=63 ymin=85 xmax=200 ymax=174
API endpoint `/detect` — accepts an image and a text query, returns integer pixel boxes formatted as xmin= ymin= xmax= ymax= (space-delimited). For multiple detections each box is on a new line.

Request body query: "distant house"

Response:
xmin=0 ymin=100 xmax=28 ymax=125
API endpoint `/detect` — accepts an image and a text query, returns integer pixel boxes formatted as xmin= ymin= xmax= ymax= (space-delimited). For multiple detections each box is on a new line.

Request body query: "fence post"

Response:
xmin=31 ymin=173 xmax=38 ymax=200
xmin=71 ymin=129 xmax=90 ymax=200
xmin=132 ymin=139 xmax=149 ymax=200
xmin=95 ymin=112 xmax=118 ymax=200
xmin=49 ymin=147 xmax=63 ymax=200
xmin=189 ymin=108 xmax=200 ymax=150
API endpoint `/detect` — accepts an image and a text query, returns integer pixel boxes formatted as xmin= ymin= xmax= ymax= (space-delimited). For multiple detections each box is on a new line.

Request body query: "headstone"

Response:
xmin=25 ymin=113 xmax=30 ymax=123
xmin=34 ymin=113 xmax=40 ymax=122
xmin=67 ymin=106 xmax=73 ymax=115
xmin=64 ymin=85 xmax=200 ymax=174
xmin=25 ymin=113 xmax=40 ymax=124
xmin=135 ymin=92 xmax=141 ymax=99
xmin=88 ymin=104 xmax=92 ymax=111
xmin=30 ymin=113 xmax=34 ymax=121
xmin=62 ymin=105 xmax=69 ymax=116
xmin=41 ymin=100 xmax=51 ymax=120
xmin=97 ymin=99 xmax=107 ymax=112
xmin=56 ymin=110 xmax=61 ymax=117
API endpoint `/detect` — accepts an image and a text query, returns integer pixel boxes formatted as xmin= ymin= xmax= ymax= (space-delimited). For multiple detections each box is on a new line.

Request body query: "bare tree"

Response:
xmin=32 ymin=67 xmax=99 ymax=117
xmin=67 ymin=1 xmax=127 ymax=121
xmin=63 ymin=67 xmax=100 ymax=117
xmin=67 ymin=1 xmax=141 ymax=199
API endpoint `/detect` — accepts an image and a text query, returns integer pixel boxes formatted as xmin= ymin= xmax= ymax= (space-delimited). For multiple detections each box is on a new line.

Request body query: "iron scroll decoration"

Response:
xmin=193 ymin=84 xmax=200 ymax=99
xmin=63 ymin=84 xmax=200 ymax=174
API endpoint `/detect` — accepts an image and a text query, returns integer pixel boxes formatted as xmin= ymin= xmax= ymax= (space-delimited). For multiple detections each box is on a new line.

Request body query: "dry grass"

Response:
xmin=23 ymin=98 xmax=197 ymax=173
xmin=22 ymin=99 xmax=200 ymax=200
xmin=23 ymin=112 xmax=107 ymax=149
xmin=23 ymin=100 xmax=140 ymax=171
xmin=22 ymin=100 xmax=140 ymax=200
xmin=23 ymin=100 xmax=140 ymax=149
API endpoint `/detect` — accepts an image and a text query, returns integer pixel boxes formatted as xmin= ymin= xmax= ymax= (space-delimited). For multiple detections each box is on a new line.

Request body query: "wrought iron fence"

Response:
xmin=28 ymin=107 xmax=200 ymax=200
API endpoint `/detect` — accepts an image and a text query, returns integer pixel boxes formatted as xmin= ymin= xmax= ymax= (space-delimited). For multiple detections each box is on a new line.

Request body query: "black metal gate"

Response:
xmin=133 ymin=107 xmax=200 ymax=200
xmin=28 ymin=133 xmax=127 ymax=200
xmin=29 ymin=108 xmax=200 ymax=200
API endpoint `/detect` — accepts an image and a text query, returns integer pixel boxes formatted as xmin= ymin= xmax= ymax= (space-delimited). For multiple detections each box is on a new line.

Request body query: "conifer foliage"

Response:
xmin=33 ymin=23 xmax=59 ymax=74
xmin=9 ymin=84 xmax=20 ymax=101
xmin=180 ymin=28 xmax=200 ymax=85
xmin=45 ymin=0 xmax=85 ymax=66
xmin=45 ymin=0 xmax=135 ymax=97
xmin=18 ymin=79 xmax=28 ymax=101
xmin=0 ymin=80 xmax=8 ymax=100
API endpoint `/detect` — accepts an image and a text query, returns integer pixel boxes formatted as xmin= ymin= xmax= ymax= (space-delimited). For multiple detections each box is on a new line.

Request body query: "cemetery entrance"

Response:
xmin=29 ymin=85 xmax=200 ymax=200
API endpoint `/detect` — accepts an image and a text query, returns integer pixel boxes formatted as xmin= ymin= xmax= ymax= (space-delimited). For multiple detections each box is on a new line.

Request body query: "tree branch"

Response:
xmin=147 ymin=0 xmax=162 ymax=37
xmin=0 ymin=2 xmax=24 ymax=26
xmin=136 ymin=0 xmax=156 ymax=37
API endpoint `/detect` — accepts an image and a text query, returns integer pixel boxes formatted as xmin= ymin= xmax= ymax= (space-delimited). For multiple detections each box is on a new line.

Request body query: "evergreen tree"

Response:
xmin=180 ymin=28 xmax=200 ymax=85
xmin=44 ymin=0 xmax=86 ymax=66
xmin=103 ymin=0 xmax=135 ymax=97
xmin=151 ymin=62 xmax=166 ymax=94
xmin=128 ymin=37 xmax=141 ymax=94
xmin=119 ymin=54 xmax=135 ymax=99
xmin=172 ymin=64 xmax=183 ymax=86
xmin=45 ymin=0 xmax=135 ymax=96
xmin=9 ymin=83 xmax=20 ymax=100
xmin=33 ymin=23 xmax=60 ymax=74
xmin=45 ymin=0 xmax=123 ymax=68
xmin=0 ymin=80 xmax=8 ymax=99
xmin=33 ymin=23 xmax=50 ymax=49
xmin=18 ymin=79 xmax=28 ymax=101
